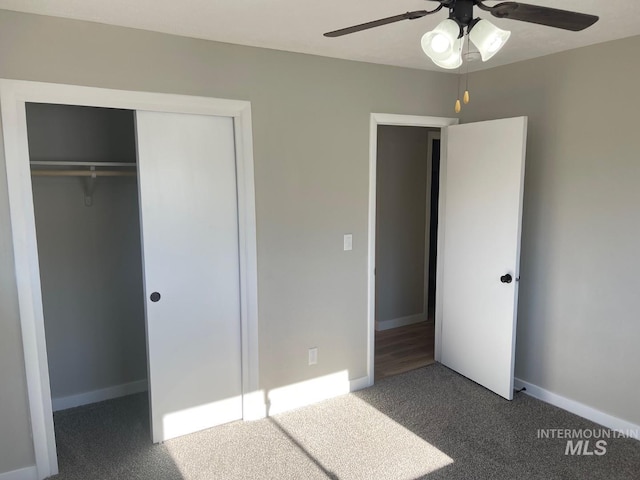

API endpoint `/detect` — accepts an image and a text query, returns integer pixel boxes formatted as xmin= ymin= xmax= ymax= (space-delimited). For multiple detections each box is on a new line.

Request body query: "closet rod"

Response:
xmin=31 ymin=170 xmax=137 ymax=177
xmin=30 ymin=161 xmax=137 ymax=167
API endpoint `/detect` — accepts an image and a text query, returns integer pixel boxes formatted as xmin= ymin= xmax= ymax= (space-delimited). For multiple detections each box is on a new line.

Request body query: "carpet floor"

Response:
xmin=50 ymin=364 xmax=640 ymax=479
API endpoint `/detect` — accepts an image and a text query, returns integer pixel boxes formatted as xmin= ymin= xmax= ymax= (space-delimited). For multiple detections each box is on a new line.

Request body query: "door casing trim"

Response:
xmin=367 ymin=113 xmax=458 ymax=386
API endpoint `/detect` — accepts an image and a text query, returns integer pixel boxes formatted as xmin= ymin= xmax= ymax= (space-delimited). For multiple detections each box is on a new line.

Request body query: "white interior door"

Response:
xmin=440 ymin=117 xmax=527 ymax=400
xmin=135 ymin=111 xmax=242 ymax=442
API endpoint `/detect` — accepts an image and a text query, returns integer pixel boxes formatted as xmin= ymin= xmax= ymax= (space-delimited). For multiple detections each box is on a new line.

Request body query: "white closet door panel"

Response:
xmin=136 ymin=111 xmax=242 ymax=442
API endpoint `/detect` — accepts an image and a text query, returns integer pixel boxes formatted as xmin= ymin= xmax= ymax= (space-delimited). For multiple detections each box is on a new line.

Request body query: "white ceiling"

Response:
xmin=1 ymin=0 xmax=639 ymax=72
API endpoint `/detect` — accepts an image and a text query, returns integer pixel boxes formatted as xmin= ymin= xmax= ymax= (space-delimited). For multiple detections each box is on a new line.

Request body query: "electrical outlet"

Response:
xmin=308 ymin=347 xmax=318 ymax=365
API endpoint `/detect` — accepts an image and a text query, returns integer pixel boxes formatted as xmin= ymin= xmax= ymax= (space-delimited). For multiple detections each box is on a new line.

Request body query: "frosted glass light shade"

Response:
xmin=469 ymin=19 xmax=511 ymax=61
xmin=431 ymin=36 xmax=464 ymax=69
xmin=421 ymin=19 xmax=461 ymax=62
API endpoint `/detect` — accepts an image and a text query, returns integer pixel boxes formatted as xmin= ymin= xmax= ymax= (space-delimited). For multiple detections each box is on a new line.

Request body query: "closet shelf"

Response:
xmin=30 ymin=161 xmax=136 ymax=167
xmin=31 ymin=170 xmax=137 ymax=177
xmin=30 ymin=160 xmax=137 ymax=177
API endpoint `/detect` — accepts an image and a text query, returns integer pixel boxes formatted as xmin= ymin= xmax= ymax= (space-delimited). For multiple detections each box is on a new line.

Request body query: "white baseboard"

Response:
xmin=243 ymin=390 xmax=267 ymax=421
xmin=376 ymin=314 xmax=426 ymax=331
xmin=514 ymin=378 xmax=640 ymax=438
xmin=266 ymin=371 xmax=371 ymax=416
xmin=267 ymin=371 xmax=350 ymax=416
xmin=350 ymin=375 xmax=372 ymax=392
xmin=0 ymin=466 xmax=37 ymax=480
xmin=52 ymin=379 xmax=148 ymax=411
xmin=243 ymin=374 xmax=370 ymax=420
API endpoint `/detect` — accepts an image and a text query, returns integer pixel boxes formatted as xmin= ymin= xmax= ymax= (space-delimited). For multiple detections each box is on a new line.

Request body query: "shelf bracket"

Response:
xmin=83 ymin=166 xmax=97 ymax=206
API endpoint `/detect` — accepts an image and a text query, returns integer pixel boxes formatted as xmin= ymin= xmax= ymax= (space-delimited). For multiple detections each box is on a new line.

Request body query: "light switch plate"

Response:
xmin=308 ymin=347 xmax=318 ymax=365
xmin=343 ymin=234 xmax=353 ymax=251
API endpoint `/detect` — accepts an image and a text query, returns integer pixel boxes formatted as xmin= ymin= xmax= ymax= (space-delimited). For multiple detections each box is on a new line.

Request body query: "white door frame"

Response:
xmin=367 ymin=113 xmax=458 ymax=385
xmin=0 ymin=79 xmax=260 ymax=479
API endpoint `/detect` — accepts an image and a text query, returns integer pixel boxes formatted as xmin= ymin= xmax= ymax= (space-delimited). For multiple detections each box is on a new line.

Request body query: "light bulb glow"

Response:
xmin=421 ymin=19 xmax=461 ymax=63
xmin=430 ymin=34 xmax=450 ymax=53
xmin=431 ymin=36 xmax=464 ymax=69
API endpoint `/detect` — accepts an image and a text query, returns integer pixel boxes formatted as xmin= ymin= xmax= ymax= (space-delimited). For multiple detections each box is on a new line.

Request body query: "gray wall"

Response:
xmin=375 ymin=125 xmax=432 ymax=325
xmin=462 ymin=36 xmax=640 ymax=426
xmin=31 ymin=176 xmax=146 ymax=400
xmin=26 ymin=103 xmax=137 ymax=163
xmin=0 ymin=9 xmax=458 ymax=473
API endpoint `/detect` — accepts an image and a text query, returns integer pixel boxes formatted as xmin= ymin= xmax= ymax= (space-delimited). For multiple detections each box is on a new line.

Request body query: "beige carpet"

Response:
xmin=50 ymin=364 xmax=640 ymax=479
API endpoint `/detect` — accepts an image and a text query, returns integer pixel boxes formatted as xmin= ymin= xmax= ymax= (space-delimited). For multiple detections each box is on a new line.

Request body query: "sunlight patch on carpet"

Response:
xmin=268 ymin=395 xmax=453 ymax=479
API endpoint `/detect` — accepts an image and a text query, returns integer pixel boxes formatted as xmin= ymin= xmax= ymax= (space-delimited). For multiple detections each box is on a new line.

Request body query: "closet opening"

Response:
xmin=26 ymin=103 xmax=150 ymax=472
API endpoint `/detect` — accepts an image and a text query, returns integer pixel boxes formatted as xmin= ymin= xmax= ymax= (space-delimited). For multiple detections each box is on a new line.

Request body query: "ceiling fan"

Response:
xmin=324 ymin=1 xmax=599 ymax=69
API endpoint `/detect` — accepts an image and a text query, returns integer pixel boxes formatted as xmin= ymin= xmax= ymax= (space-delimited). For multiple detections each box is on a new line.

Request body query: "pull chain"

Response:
xmin=463 ymin=35 xmax=471 ymax=105
xmin=454 ymin=35 xmax=471 ymax=113
xmin=455 ymin=45 xmax=463 ymax=113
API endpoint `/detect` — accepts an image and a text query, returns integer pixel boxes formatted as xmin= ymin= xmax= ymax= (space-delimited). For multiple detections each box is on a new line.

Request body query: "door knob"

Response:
xmin=150 ymin=292 xmax=161 ymax=302
xmin=500 ymin=274 xmax=513 ymax=284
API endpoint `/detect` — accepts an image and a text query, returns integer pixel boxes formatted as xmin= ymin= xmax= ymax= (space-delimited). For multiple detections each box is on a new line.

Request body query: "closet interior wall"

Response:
xmin=26 ymin=103 xmax=147 ymax=409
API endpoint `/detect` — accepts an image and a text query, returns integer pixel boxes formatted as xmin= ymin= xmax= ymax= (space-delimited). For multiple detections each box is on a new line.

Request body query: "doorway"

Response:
xmin=368 ymin=114 xmax=527 ymax=396
xmin=0 ymin=79 xmax=259 ymax=479
xmin=367 ymin=114 xmax=458 ymax=385
xmin=374 ymin=125 xmax=439 ymax=381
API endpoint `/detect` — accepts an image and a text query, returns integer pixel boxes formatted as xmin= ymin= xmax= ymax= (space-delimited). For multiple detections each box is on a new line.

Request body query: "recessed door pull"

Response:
xmin=500 ymin=274 xmax=513 ymax=284
xmin=150 ymin=292 xmax=161 ymax=302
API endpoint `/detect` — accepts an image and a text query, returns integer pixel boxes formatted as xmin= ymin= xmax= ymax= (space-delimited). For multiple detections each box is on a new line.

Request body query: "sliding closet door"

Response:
xmin=135 ymin=111 xmax=242 ymax=443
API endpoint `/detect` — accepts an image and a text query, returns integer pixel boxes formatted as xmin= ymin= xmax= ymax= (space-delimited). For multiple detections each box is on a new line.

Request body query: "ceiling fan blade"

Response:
xmin=324 ymin=10 xmax=429 ymax=37
xmin=488 ymin=2 xmax=599 ymax=31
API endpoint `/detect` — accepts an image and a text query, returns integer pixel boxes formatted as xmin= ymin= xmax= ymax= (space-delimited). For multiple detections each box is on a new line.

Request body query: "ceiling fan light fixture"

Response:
xmin=324 ymin=2 xmax=598 ymax=72
xmin=469 ymin=19 xmax=511 ymax=62
xmin=421 ymin=19 xmax=461 ymax=62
